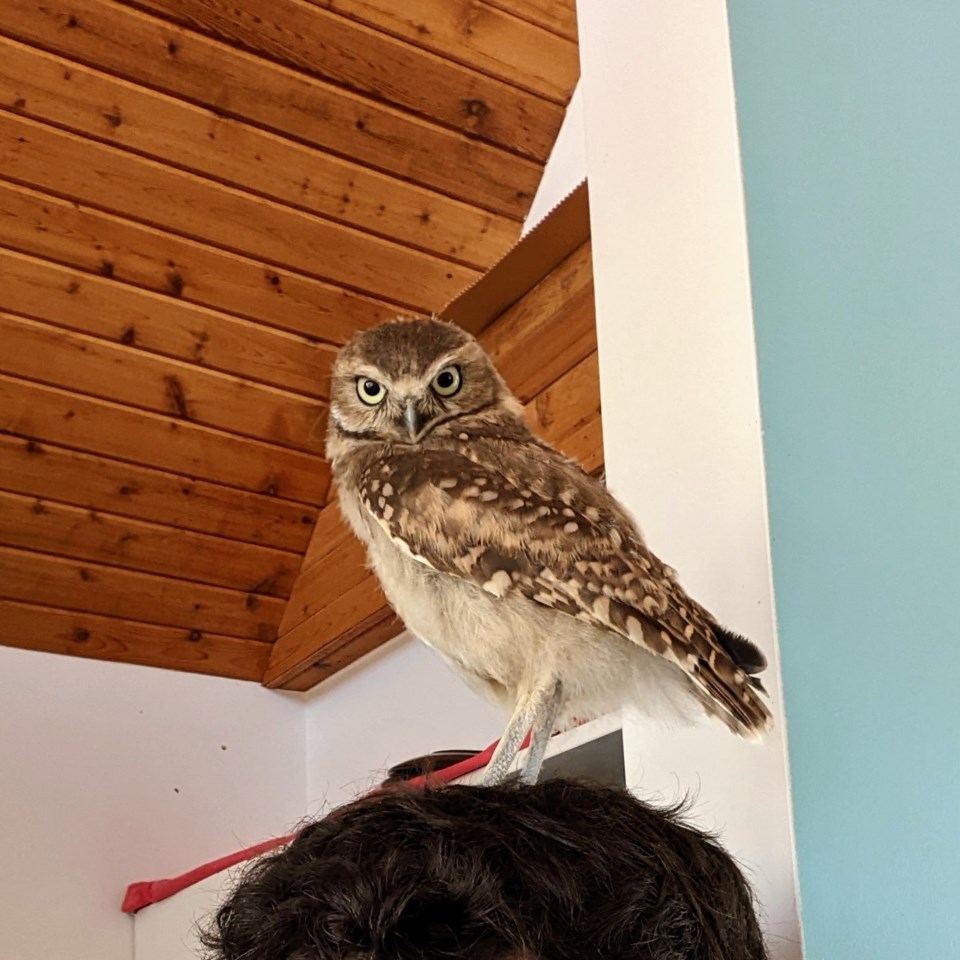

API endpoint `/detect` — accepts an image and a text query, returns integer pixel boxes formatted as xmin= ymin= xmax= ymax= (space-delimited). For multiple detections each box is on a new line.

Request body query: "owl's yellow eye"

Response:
xmin=356 ymin=377 xmax=387 ymax=405
xmin=431 ymin=365 xmax=462 ymax=398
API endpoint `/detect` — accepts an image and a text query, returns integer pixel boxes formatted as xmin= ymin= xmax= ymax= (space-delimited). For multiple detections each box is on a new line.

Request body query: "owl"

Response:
xmin=327 ymin=318 xmax=772 ymax=784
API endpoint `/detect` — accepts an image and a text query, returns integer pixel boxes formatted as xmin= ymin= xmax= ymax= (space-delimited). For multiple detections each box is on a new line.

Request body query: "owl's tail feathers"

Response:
xmin=691 ymin=625 xmax=773 ymax=740
xmin=714 ymin=626 xmax=768 ymax=695
xmin=692 ymin=666 xmax=774 ymax=741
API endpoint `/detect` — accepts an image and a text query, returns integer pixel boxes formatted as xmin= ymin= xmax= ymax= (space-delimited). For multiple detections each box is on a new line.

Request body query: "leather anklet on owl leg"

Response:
xmin=520 ymin=680 xmax=563 ymax=785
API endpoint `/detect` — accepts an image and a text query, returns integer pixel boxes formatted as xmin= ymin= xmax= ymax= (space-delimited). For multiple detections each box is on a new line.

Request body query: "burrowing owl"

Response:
xmin=327 ymin=318 xmax=771 ymax=784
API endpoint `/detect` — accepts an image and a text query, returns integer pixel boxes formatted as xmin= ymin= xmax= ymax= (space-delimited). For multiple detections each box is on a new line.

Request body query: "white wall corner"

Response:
xmin=0 ymin=647 xmax=308 ymax=960
xmin=303 ymin=633 xmax=503 ymax=813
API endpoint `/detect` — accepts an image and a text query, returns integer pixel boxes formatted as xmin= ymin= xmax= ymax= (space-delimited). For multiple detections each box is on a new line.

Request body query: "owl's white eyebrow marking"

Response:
xmin=424 ymin=353 xmax=463 ymax=379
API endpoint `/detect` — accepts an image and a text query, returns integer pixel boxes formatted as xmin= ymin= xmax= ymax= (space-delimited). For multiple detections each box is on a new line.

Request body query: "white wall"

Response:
xmin=575 ymin=0 xmax=801 ymax=954
xmin=303 ymin=634 xmax=502 ymax=812
xmin=522 ymin=83 xmax=586 ymax=235
xmin=0 ymin=647 xmax=306 ymax=960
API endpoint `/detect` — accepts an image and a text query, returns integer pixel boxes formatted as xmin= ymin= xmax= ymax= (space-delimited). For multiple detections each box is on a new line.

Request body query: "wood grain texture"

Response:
xmin=263 ymin=572 xmax=397 ymax=687
xmin=481 ymin=0 xmax=577 ymax=41
xmin=0 ymin=599 xmax=271 ymax=681
xmin=479 ymin=241 xmax=595 ymax=402
xmin=0 ymin=38 xmax=517 ymax=269
xmin=300 ymin=498 xmax=355 ymax=572
xmin=278 ymin=523 xmax=368 ymax=634
xmin=553 ymin=410 xmax=603 ymax=476
xmin=0 ymin=374 xmax=330 ymax=504
xmin=0 ymin=434 xmax=317 ymax=552
xmin=0 ymin=0 xmax=542 ymax=217
xmin=0 ymin=311 xmax=327 ymax=452
xmin=0 ymin=111 xmax=476 ymax=309
xmin=1 ymin=247 xmax=334 ymax=397
xmin=525 ymin=350 xmax=601 ymax=457
xmin=123 ymin=0 xmax=564 ymax=159
xmin=306 ymin=0 xmax=578 ymax=102
xmin=273 ymin=604 xmax=401 ymax=690
xmin=0 ymin=0 xmax=572 ymax=682
xmin=0 ymin=489 xmax=298 ymax=596
xmin=0 ymin=180 xmax=396 ymax=345
xmin=0 ymin=545 xmax=284 ymax=640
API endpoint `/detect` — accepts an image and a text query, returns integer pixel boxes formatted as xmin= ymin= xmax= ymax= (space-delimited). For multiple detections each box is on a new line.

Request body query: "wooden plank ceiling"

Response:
xmin=0 ymin=0 xmax=581 ymax=683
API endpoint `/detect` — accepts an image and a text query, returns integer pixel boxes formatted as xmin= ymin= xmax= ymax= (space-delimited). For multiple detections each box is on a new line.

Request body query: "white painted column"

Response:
xmin=576 ymin=2 xmax=802 ymax=954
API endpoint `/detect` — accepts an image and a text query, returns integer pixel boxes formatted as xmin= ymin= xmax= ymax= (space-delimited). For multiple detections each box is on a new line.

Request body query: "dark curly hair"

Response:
xmin=202 ymin=779 xmax=766 ymax=960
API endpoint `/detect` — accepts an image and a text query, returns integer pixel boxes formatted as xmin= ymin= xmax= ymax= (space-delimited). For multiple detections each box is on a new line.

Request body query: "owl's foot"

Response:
xmin=483 ymin=679 xmax=564 ymax=786
xmin=519 ymin=680 xmax=563 ymax=785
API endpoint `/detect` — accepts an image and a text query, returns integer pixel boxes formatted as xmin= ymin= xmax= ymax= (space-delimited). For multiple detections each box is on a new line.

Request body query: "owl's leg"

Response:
xmin=482 ymin=692 xmax=543 ymax=786
xmin=519 ymin=680 xmax=563 ymax=785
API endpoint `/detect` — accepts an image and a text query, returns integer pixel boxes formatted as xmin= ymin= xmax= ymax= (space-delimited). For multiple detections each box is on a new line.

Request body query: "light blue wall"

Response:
xmin=727 ymin=4 xmax=960 ymax=958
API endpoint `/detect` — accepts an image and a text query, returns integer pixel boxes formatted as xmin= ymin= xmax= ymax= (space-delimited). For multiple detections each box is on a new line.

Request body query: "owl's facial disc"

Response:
xmin=327 ymin=319 xmax=520 ymax=455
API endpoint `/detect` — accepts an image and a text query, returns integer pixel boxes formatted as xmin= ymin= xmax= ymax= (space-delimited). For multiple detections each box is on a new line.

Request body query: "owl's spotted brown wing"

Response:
xmin=358 ymin=444 xmax=772 ymax=738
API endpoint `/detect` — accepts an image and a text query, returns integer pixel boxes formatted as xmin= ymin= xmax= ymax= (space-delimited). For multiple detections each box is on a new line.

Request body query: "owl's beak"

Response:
xmin=404 ymin=401 xmax=424 ymax=440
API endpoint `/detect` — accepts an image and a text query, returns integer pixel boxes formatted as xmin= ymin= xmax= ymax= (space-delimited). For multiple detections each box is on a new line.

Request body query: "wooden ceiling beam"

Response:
xmin=1 ymin=112 xmax=477 ymax=309
xmin=0 ymin=37 xmax=518 ymax=271
xmin=304 ymin=0 xmax=578 ymax=103
xmin=0 ymin=0 xmax=543 ymax=218
xmin=0 ymin=545 xmax=285 ymax=641
xmin=0 ymin=180 xmax=397 ymax=346
xmin=0 ymin=374 xmax=330 ymax=504
xmin=0 ymin=489 xmax=299 ymax=597
xmin=525 ymin=351 xmax=602 ymax=463
xmin=123 ymin=0 xmax=564 ymax=159
xmin=0 ymin=311 xmax=327 ymax=453
xmin=262 ymin=565 xmax=398 ymax=688
xmin=277 ymin=529 xmax=368 ymax=637
xmin=0 ymin=247 xmax=334 ymax=397
xmin=479 ymin=241 xmax=595 ymax=403
xmin=0 ymin=435 xmax=317 ymax=553
xmin=0 ymin=598 xmax=272 ymax=681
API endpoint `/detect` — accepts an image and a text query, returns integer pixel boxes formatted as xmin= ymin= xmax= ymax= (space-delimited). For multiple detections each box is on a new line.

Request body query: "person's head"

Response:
xmin=203 ymin=779 xmax=766 ymax=960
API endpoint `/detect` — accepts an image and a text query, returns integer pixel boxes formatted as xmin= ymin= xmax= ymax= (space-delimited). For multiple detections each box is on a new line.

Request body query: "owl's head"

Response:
xmin=327 ymin=318 xmax=521 ymax=454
